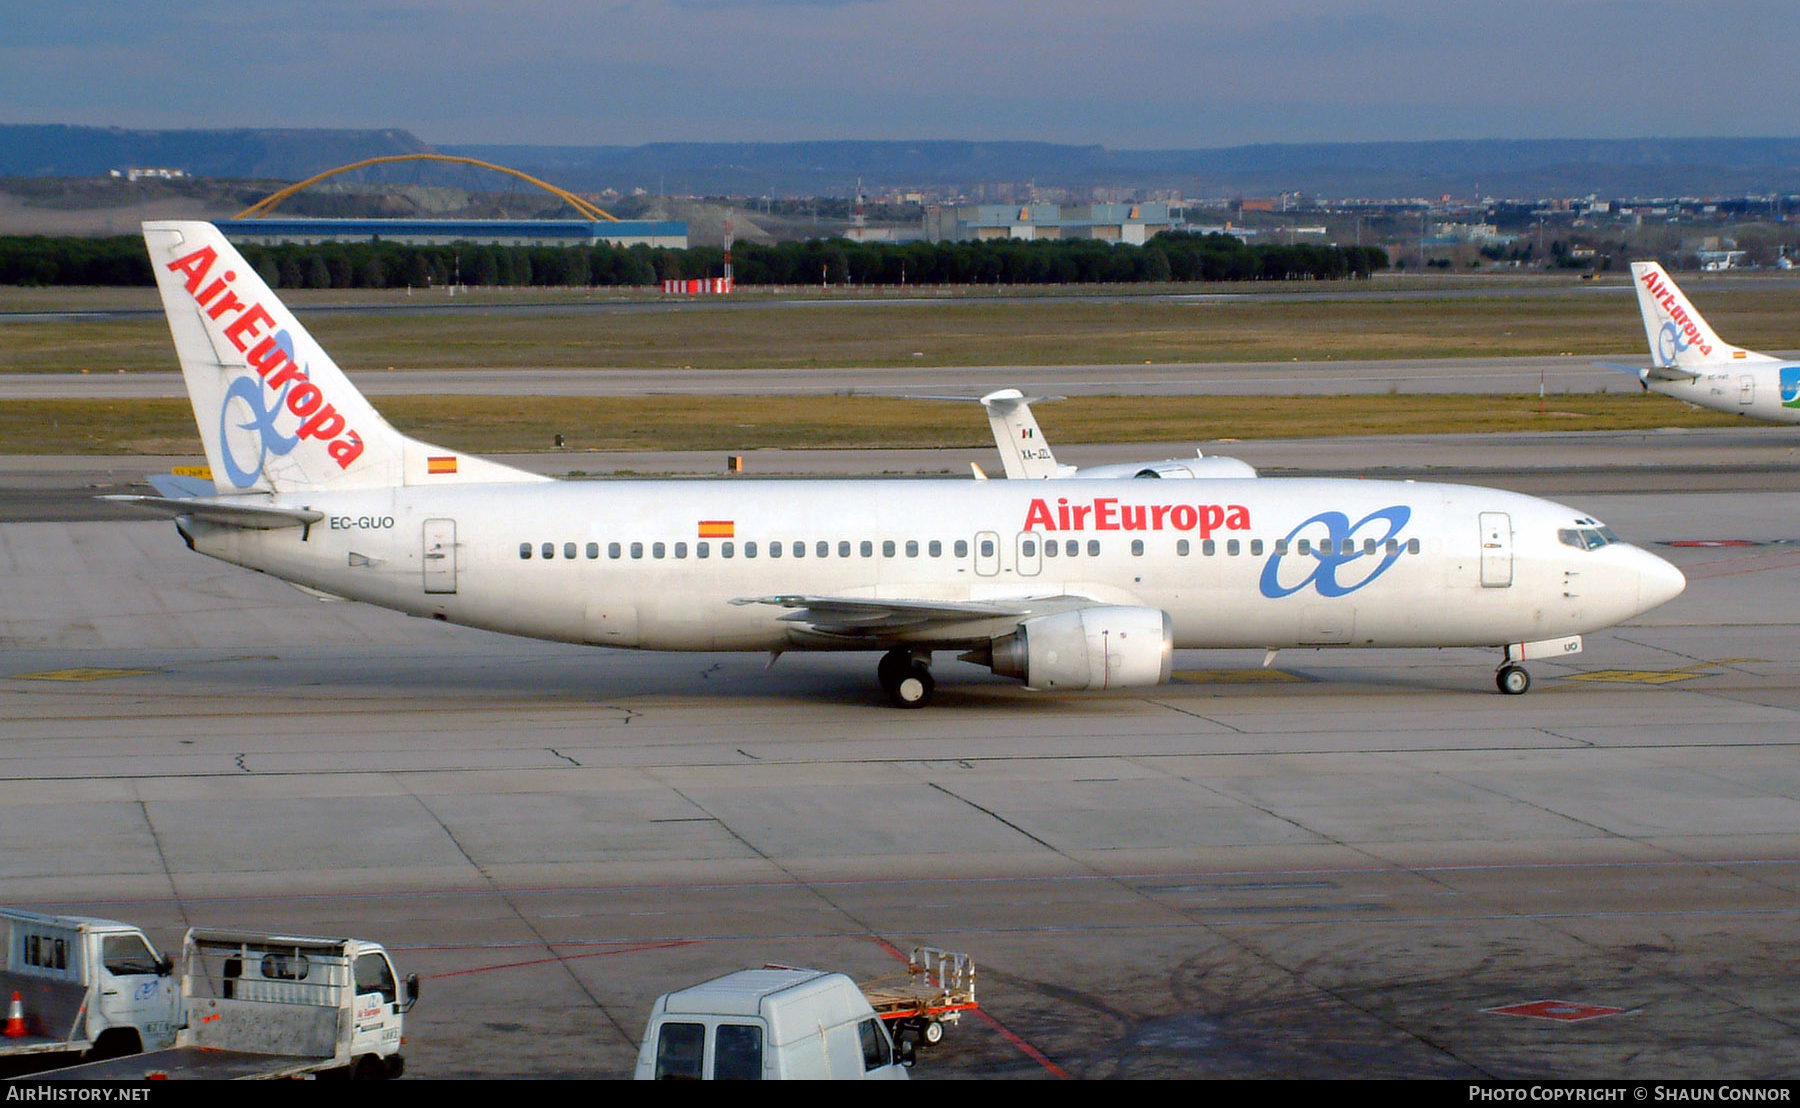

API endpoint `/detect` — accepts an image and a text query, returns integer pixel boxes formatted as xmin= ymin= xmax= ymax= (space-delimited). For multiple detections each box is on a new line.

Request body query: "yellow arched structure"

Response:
xmin=234 ymin=154 xmax=619 ymax=222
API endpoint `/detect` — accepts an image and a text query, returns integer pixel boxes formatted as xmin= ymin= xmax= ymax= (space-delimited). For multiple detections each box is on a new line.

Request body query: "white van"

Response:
xmin=635 ymin=968 xmax=910 ymax=1080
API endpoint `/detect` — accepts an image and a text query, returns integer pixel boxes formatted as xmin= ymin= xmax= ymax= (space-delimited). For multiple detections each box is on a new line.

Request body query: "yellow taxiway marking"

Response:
xmin=1564 ymin=659 xmax=1757 ymax=685
xmin=1172 ymin=669 xmax=1306 ymax=684
xmin=10 ymin=667 xmax=155 ymax=682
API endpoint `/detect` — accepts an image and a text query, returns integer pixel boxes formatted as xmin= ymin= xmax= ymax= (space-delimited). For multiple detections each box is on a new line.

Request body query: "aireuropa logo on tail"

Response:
xmin=166 ymin=245 xmax=365 ymax=488
xmin=1639 ymin=267 xmax=1714 ymax=364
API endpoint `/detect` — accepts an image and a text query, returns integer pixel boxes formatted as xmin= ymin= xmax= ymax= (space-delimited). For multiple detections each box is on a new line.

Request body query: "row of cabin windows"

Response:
xmin=523 ymin=538 xmax=974 ymax=561
xmin=520 ymin=536 xmax=1425 ymax=562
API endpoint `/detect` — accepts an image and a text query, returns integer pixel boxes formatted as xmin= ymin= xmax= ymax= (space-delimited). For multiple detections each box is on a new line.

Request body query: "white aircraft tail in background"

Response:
xmin=1607 ymin=261 xmax=1800 ymax=423
xmin=975 ymin=389 xmax=1258 ymax=480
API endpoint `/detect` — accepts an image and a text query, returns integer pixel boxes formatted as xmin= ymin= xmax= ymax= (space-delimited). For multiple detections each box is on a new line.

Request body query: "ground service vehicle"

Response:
xmin=0 ymin=909 xmax=180 ymax=1074
xmin=636 ymin=968 xmax=910 ymax=1080
xmin=861 ymin=946 xmax=977 ymax=1047
xmin=34 ymin=928 xmax=418 ymax=1081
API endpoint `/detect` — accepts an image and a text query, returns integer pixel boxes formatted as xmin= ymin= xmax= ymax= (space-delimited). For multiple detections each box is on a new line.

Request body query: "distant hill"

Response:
xmin=446 ymin=137 xmax=1800 ymax=199
xmin=4 ymin=125 xmax=1798 ymax=199
xmin=0 ymin=125 xmax=430 ymax=179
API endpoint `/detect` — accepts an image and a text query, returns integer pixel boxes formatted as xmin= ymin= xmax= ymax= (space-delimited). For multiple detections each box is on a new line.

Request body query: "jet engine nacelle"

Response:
xmin=987 ymin=606 xmax=1174 ymax=690
xmin=1073 ymin=455 xmax=1258 ymax=480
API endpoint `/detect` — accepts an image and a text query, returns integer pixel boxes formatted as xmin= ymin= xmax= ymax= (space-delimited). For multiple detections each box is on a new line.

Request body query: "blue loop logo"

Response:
xmin=218 ymin=374 xmax=299 ymax=488
xmin=1656 ymin=320 xmax=1687 ymax=366
xmin=1259 ymin=506 xmax=1411 ymax=599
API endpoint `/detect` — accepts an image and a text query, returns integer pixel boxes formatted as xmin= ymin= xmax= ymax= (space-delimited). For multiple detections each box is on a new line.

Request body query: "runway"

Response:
xmin=3 ymin=436 xmax=1799 ymax=1079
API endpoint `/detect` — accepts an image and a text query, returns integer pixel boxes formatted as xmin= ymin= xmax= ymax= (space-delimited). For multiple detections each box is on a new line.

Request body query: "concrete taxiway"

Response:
xmin=0 ymin=355 xmax=1660 ymax=402
xmin=3 ymin=436 xmax=1799 ymax=1079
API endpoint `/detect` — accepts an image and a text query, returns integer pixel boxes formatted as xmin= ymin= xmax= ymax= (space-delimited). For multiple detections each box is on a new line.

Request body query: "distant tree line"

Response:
xmin=0 ymin=232 xmax=1385 ymax=288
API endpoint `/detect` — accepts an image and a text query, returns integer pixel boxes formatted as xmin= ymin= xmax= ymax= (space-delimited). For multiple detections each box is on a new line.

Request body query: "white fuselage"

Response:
xmin=1649 ymin=363 xmax=1800 ymax=423
xmin=183 ymin=475 xmax=1682 ymax=654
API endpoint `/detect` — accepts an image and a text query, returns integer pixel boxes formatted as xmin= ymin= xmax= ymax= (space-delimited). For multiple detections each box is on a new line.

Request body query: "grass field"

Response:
xmin=0 ymin=392 xmax=1747 ymax=456
xmin=3 ymin=280 xmax=1798 ymax=374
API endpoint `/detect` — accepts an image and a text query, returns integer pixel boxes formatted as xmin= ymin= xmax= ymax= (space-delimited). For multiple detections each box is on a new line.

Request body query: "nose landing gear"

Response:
xmin=1496 ymin=663 xmax=1531 ymax=696
xmin=878 ymin=649 xmax=935 ymax=708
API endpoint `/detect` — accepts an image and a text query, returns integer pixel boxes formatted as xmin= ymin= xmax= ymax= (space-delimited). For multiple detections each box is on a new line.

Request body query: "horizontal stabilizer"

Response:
xmin=100 ymin=494 xmax=323 ymax=530
xmin=1597 ymin=360 xmax=1701 ymax=384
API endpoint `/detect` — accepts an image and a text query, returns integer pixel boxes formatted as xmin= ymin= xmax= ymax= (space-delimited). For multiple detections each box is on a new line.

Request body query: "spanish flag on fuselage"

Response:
xmin=427 ymin=456 xmax=458 ymax=475
xmin=698 ymin=520 xmax=735 ymax=539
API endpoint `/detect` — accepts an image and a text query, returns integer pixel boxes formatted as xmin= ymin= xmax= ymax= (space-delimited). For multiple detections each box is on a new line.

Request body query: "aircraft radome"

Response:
xmin=109 ymin=222 xmax=1686 ymax=707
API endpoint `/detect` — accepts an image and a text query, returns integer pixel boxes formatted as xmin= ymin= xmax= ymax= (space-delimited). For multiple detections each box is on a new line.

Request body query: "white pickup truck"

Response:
xmin=26 ymin=926 xmax=419 ymax=1081
xmin=0 ymin=909 xmax=181 ymax=1073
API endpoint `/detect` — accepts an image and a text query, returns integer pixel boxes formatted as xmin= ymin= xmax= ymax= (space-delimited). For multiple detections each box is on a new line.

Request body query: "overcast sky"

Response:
xmin=5 ymin=1 xmax=1796 ymax=148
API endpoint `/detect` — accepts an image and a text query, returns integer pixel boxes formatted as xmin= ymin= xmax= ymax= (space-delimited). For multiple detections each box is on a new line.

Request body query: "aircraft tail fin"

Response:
xmin=142 ymin=221 xmax=547 ymax=494
xmin=1629 ymin=261 xmax=1774 ymax=370
xmin=978 ymin=389 xmax=1074 ymax=479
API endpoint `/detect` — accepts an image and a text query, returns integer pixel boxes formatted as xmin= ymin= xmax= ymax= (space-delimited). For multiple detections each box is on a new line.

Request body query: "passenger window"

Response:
xmin=1022 ymin=540 xmax=1036 ymax=557
xmin=1227 ymin=539 xmax=1240 ymax=556
xmin=1362 ymin=539 xmax=1375 ymax=556
xmin=905 ymin=540 xmax=918 ymax=558
xmin=745 ymin=542 xmax=757 ymax=558
xmin=586 ymin=542 xmax=599 ymax=559
xmin=103 ymin=935 xmax=159 ymax=976
xmin=1065 ymin=540 xmax=1078 ymax=557
xmin=794 ymin=541 xmax=807 ymax=558
xmin=653 ymin=542 xmax=666 ymax=559
xmin=839 ymin=541 xmax=851 ymax=558
xmin=1407 ymin=538 xmax=1420 ymax=554
xmin=1130 ymin=539 xmax=1144 ymax=556
xmin=630 ymin=542 xmax=644 ymax=559
xmin=1087 ymin=540 xmax=1100 ymax=556
xmin=519 ymin=542 xmax=531 ymax=560
xmin=929 ymin=540 xmax=942 ymax=557
xmin=860 ymin=540 xmax=873 ymax=558
xmin=1202 ymin=539 xmax=1215 ymax=556
xmin=858 ymin=1018 xmax=891 ymax=1071
xmin=697 ymin=542 xmax=710 ymax=559
xmin=542 ymin=542 xmax=555 ymax=559
xmin=954 ymin=540 xmax=969 ymax=558
xmin=1274 ymin=539 xmax=1288 ymax=555
xmin=979 ymin=539 xmax=994 ymax=557
xmin=722 ymin=542 xmax=735 ymax=558
xmin=1048 ymin=539 xmax=1062 ymax=557
xmin=564 ymin=542 xmax=577 ymax=560
xmin=1251 ymin=539 xmax=1264 ymax=556
xmin=882 ymin=540 xmax=895 ymax=557
xmin=674 ymin=542 xmax=688 ymax=559
xmin=817 ymin=541 xmax=829 ymax=558
xmin=609 ymin=542 xmax=621 ymax=559
xmin=713 ymin=1023 xmax=763 ymax=1081
xmin=769 ymin=541 xmax=782 ymax=559
xmin=654 ymin=1022 xmax=706 ymax=1081
xmin=1297 ymin=539 xmax=1311 ymax=556
xmin=1386 ymin=539 xmax=1399 ymax=556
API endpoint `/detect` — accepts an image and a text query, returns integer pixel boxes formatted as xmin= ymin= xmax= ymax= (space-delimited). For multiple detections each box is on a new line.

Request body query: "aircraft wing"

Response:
xmin=100 ymin=494 xmax=324 ymax=530
xmin=1598 ymin=361 xmax=1702 ymax=384
xmin=731 ymin=593 xmax=1089 ymax=637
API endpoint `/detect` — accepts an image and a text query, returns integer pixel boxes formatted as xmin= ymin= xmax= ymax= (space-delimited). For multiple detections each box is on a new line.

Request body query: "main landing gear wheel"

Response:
xmin=879 ymin=649 xmax=934 ymax=708
xmin=1496 ymin=664 xmax=1531 ymax=696
xmin=922 ymin=1019 xmax=944 ymax=1045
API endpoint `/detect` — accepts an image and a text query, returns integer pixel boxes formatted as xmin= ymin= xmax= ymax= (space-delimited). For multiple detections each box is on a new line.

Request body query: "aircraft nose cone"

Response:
xmin=1636 ymin=548 xmax=1687 ymax=613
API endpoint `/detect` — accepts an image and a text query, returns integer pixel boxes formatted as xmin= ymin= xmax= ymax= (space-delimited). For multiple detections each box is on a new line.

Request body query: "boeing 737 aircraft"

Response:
xmin=112 ymin=222 xmax=1686 ymax=706
xmin=1610 ymin=261 xmax=1800 ymax=423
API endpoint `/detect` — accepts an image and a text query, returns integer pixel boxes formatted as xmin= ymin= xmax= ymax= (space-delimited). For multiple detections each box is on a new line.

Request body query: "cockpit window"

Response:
xmin=1558 ymin=523 xmax=1620 ymax=551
